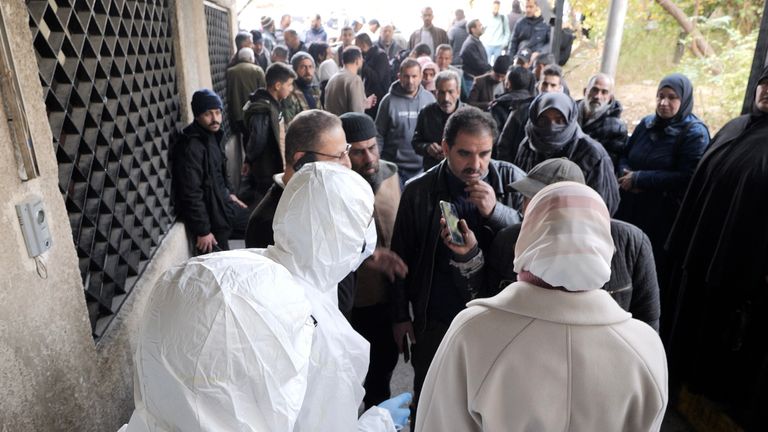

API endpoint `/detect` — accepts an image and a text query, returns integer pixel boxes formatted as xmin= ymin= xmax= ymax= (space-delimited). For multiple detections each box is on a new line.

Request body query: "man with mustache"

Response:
xmin=576 ymin=73 xmax=628 ymax=169
xmin=412 ymin=70 xmax=464 ymax=171
xmin=389 ymin=106 xmax=525 ymax=423
xmin=173 ymin=89 xmax=249 ymax=254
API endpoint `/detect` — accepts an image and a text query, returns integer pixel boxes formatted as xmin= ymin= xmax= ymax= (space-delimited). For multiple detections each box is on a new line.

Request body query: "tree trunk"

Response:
xmin=655 ymin=0 xmax=717 ymax=58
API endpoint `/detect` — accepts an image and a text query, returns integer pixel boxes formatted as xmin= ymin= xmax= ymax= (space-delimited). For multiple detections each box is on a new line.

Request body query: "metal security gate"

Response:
xmin=204 ymin=2 xmax=231 ymax=138
xmin=26 ymin=0 xmax=181 ymax=338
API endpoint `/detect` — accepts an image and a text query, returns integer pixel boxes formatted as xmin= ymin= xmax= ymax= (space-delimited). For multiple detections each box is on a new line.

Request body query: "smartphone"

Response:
xmin=439 ymin=200 xmax=465 ymax=246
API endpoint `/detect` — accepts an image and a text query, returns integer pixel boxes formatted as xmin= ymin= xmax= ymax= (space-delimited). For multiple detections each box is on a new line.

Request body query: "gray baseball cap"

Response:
xmin=509 ymin=158 xmax=585 ymax=198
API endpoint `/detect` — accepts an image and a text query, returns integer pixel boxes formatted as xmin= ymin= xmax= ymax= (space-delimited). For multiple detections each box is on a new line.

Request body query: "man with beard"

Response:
xmin=576 ymin=73 xmax=628 ymax=169
xmin=173 ymin=89 xmax=249 ymax=254
xmin=409 ymin=7 xmax=449 ymax=53
xmin=304 ymin=13 xmax=327 ymax=44
xmin=283 ymin=52 xmax=322 ymax=125
xmin=508 ymin=0 xmax=550 ymax=58
xmin=356 ymin=33 xmax=392 ymax=118
xmin=376 ymin=23 xmax=401 ymax=60
xmin=390 ymin=107 xmax=525 ymax=422
xmin=492 ymin=66 xmax=536 ymax=162
xmin=435 ymin=44 xmax=468 ymax=99
xmin=412 ymin=71 xmax=463 ymax=171
xmin=283 ymin=29 xmax=307 ymax=59
xmin=375 ymin=59 xmax=436 ymax=187
xmin=340 ymin=112 xmax=408 ymax=410
xmin=250 ymin=30 xmax=271 ymax=70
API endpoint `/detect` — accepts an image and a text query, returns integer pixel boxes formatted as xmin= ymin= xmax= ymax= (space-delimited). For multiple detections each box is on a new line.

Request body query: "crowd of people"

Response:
xmin=124 ymin=1 xmax=768 ymax=431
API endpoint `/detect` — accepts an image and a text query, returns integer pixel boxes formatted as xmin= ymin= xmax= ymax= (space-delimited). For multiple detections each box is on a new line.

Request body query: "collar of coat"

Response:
xmin=469 ymin=281 xmax=631 ymax=325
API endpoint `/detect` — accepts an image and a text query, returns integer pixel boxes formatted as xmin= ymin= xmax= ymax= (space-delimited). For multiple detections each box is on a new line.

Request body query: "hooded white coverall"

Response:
xmin=122 ymin=162 xmax=396 ymax=432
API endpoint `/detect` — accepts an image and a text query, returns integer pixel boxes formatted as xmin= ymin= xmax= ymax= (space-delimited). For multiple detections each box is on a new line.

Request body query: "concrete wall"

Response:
xmin=0 ymin=0 xmax=235 ymax=430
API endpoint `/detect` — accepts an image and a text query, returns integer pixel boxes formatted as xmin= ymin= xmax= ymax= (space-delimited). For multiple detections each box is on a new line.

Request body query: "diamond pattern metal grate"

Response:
xmin=26 ymin=0 xmax=181 ymax=337
xmin=204 ymin=4 xmax=231 ymax=138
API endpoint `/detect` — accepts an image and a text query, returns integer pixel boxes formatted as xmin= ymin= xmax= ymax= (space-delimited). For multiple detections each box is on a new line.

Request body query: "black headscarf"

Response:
xmin=750 ymin=65 xmax=768 ymax=118
xmin=525 ymin=92 xmax=582 ymax=156
xmin=656 ymin=73 xmax=694 ymax=124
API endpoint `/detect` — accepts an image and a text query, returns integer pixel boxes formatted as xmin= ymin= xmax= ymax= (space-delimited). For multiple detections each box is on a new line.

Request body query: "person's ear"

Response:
xmin=441 ymin=139 xmax=449 ymax=156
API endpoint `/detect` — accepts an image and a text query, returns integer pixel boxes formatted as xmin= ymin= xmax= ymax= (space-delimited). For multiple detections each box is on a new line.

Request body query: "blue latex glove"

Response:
xmin=378 ymin=392 xmax=412 ymax=429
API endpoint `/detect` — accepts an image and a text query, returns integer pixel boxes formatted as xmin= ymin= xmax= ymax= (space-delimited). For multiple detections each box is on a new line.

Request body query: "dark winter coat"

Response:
xmin=515 ymin=133 xmax=620 ymax=215
xmin=448 ymin=20 xmax=468 ymax=65
xmin=411 ymin=101 xmax=463 ymax=170
xmin=576 ymin=98 xmax=629 ymax=170
xmin=243 ymin=89 xmax=283 ymax=184
xmin=485 ymin=219 xmax=661 ymax=330
xmin=508 ymin=15 xmax=550 ymax=55
xmin=173 ymin=122 xmax=234 ymax=238
xmin=389 ymin=160 xmax=525 ymax=329
xmin=492 ymin=91 xmax=534 ymax=162
xmin=467 ymin=73 xmax=503 ymax=111
xmin=459 ymin=35 xmax=490 ymax=78
xmin=615 ymin=113 xmax=709 ymax=264
xmin=361 ymin=45 xmax=392 ymax=117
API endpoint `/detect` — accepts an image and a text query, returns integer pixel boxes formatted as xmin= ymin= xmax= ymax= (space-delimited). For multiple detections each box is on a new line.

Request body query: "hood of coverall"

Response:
xmin=265 ymin=161 xmax=376 ymax=293
xmin=124 ymin=250 xmax=315 ymax=432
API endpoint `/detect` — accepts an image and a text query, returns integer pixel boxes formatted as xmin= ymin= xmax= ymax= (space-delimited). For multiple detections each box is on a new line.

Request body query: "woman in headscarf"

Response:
xmin=415 ymin=182 xmax=667 ymax=432
xmin=615 ymin=74 xmax=710 ymax=281
xmin=662 ymin=66 xmax=768 ymax=430
xmin=417 ymin=58 xmax=439 ymax=95
xmin=514 ymin=92 xmax=620 ymax=214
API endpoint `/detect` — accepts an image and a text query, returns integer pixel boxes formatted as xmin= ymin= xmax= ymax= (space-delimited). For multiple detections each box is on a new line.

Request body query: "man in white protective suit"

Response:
xmin=121 ymin=162 xmax=411 ymax=432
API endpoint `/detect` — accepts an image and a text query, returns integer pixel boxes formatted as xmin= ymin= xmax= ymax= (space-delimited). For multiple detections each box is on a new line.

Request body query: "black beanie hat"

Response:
xmin=191 ymin=89 xmax=223 ymax=117
xmin=492 ymin=55 xmax=512 ymax=75
xmin=340 ymin=112 xmax=377 ymax=143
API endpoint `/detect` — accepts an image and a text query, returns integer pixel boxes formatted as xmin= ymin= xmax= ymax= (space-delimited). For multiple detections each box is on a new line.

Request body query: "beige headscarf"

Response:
xmin=513 ymin=182 xmax=614 ymax=291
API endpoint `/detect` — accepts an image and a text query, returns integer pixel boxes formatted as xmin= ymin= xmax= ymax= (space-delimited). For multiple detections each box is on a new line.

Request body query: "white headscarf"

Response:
xmin=513 ymin=182 xmax=614 ymax=291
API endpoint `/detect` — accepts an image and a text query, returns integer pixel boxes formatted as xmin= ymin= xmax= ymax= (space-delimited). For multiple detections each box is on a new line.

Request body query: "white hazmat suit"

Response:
xmin=122 ymin=162 xmax=398 ymax=432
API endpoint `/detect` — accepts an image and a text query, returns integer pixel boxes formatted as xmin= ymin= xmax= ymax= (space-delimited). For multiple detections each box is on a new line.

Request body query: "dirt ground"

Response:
xmin=563 ymin=42 xmax=727 ymax=135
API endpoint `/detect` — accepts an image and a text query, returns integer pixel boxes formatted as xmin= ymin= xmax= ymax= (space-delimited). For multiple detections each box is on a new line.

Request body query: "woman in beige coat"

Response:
xmin=415 ymin=182 xmax=668 ymax=432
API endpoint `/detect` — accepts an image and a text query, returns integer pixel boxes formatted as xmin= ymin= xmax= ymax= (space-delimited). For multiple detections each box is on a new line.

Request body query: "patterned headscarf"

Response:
xmin=514 ymin=182 xmax=614 ymax=291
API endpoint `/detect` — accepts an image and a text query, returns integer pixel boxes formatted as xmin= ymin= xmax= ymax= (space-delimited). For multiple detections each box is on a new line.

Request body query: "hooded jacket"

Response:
xmin=576 ymin=97 xmax=629 ymax=170
xmin=375 ymin=81 xmax=436 ymax=176
xmin=508 ymin=15 xmax=550 ymax=55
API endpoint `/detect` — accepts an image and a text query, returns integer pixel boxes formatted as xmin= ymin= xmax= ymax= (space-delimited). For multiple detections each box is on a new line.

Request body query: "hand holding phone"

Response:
xmin=439 ymin=200 xmax=464 ymax=246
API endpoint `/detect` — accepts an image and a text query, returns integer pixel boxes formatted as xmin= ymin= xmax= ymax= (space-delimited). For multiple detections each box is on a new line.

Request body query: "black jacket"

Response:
xmin=173 ymin=122 xmax=233 ymax=237
xmin=362 ymin=45 xmax=392 ymax=117
xmin=243 ymin=89 xmax=283 ymax=182
xmin=508 ymin=15 xmax=550 ymax=55
xmin=492 ymin=91 xmax=534 ymax=162
xmin=485 ymin=219 xmax=661 ymax=330
xmin=459 ymin=35 xmax=490 ymax=78
xmin=390 ymin=160 xmax=525 ymax=329
xmin=515 ymin=134 xmax=620 ymax=215
xmin=576 ymin=98 xmax=629 ymax=170
xmin=411 ymin=101 xmax=462 ymax=170
xmin=448 ymin=20 xmax=468 ymax=65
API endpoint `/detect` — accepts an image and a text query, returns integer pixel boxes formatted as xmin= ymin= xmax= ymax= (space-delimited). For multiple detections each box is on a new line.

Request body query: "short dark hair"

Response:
xmin=534 ymin=53 xmax=556 ymax=68
xmin=355 ymin=33 xmax=372 ymax=47
xmin=307 ymin=42 xmax=329 ymax=63
xmin=467 ymin=19 xmax=481 ymax=33
xmin=443 ymin=106 xmax=497 ymax=147
xmin=340 ymin=26 xmax=353 ymax=35
xmin=265 ymin=62 xmax=297 ymax=87
xmin=235 ymin=31 xmax=252 ymax=49
xmin=369 ymin=19 xmax=380 ymax=27
xmin=542 ymin=64 xmax=563 ymax=79
xmin=342 ymin=46 xmax=362 ymax=65
xmin=271 ymin=45 xmax=289 ymax=60
xmin=250 ymin=30 xmax=263 ymax=43
xmin=284 ymin=28 xmax=298 ymax=38
xmin=399 ymin=58 xmax=421 ymax=74
xmin=285 ymin=110 xmax=342 ymax=163
xmin=507 ymin=66 xmax=535 ymax=91
xmin=412 ymin=43 xmax=432 ymax=58
xmin=436 ymin=44 xmax=452 ymax=55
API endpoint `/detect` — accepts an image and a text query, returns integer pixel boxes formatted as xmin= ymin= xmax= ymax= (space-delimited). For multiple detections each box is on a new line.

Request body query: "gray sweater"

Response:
xmin=324 ymin=68 xmax=366 ymax=115
xmin=375 ymin=81 xmax=436 ymax=177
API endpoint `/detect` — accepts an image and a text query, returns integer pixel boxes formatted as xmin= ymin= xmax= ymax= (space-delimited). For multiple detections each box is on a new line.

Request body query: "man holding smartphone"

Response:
xmin=389 ymin=106 xmax=525 ymax=422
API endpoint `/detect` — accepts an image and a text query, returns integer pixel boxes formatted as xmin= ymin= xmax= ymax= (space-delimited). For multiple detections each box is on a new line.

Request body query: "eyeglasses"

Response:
xmin=298 ymin=143 xmax=351 ymax=160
